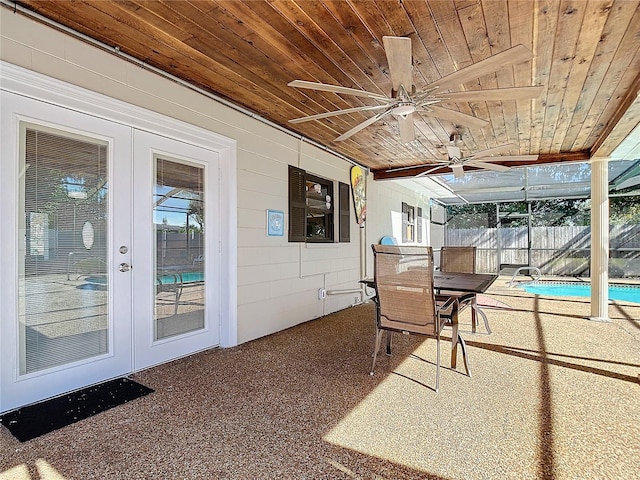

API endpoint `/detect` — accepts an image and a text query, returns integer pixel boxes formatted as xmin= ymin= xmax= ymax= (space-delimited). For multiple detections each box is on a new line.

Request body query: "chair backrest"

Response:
xmin=372 ymin=244 xmax=438 ymax=336
xmin=440 ymin=246 xmax=476 ymax=274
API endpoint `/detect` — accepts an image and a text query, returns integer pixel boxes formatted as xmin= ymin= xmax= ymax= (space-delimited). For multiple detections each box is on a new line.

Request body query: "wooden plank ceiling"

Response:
xmin=12 ymin=0 xmax=640 ymax=180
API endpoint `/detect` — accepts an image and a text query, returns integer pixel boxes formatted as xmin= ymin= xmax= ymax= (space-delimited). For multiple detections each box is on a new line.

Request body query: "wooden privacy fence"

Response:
xmin=446 ymin=225 xmax=640 ymax=278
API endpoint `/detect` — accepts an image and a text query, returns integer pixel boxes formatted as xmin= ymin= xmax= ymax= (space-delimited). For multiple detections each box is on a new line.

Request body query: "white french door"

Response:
xmin=0 ymin=93 xmax=221 ymax=412
xmin=132 ymin=130 xmax=220 ymax=370
xmin=0 ymin=92 xmax=133 ymax=412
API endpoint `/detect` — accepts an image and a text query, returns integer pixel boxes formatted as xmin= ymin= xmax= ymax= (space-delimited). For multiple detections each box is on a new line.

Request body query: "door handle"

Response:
xmin=119 ymin=263 xmax=131 ymax=272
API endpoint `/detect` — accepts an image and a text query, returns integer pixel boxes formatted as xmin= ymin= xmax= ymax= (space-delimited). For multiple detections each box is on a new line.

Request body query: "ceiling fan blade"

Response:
xmin=465 ymin=160 xmax=511 ymax=172
xmin=288 ymin=80 xmax=389 ymax=102
xmin=397 ymin=113 xmax=415 ymax=143
xmin=466 ymin=143 xmax=518 ymax=160
xmin=334 ymin=108 xmax=393 ymax=142
xmin=415 ymin=164 xmax=449 ymax=178
xmin=451 ymin=164 xmax=465 ymax=178
xmin=421 ymin=105 xmax=489 ymax=129
xmin=382 ymin=36 xmax=413 ymax=93
xmin=424 ymin=44 xmax=534 ymax=92
xmin=440 ymin=86 xmax=544 ymax=102
xmin=385 ymin=161 xmax=448 ymax=173
xmin=289 ymin=104 xmax=390 ymax=123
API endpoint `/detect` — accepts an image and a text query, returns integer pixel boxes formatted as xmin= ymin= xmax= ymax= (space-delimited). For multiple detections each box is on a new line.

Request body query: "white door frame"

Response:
xmin=0 ymin=61 xmax=238 ymax=412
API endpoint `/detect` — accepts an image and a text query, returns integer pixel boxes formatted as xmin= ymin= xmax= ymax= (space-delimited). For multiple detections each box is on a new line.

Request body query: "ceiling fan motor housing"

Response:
xmin=391 ymin=102 xmax=416 ymax=117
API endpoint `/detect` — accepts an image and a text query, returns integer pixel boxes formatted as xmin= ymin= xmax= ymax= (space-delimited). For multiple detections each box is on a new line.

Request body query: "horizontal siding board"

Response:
xmin=237 ymin=152 xmax=289 ymax=178
xmin=237 ymin=245 xmax=299 ymax=267
xmin=237 ymin=189 xmax=284 ymax=210
xmin=237 ymin=169 xmax=288 ymax=196
xmin=238 ymin=135 xmax=296 ymax=163
xmin=237 ymin=294 xmax=324 ymax=343
xmin=237 ymin=261 xmax=300 ymax=286
xmin=237 ymin=275 xmax=321 ymax=305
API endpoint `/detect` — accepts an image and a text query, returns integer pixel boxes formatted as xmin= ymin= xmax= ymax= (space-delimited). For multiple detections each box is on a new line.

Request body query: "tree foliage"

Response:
xmin=446 ymin=195 xmax=639 ymax=228
xmin=610 ymin=196 xmax=640 ymax=225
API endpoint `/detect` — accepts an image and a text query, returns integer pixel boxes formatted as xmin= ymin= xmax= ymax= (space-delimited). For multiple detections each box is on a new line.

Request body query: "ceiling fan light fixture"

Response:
xmin=391 ymin=102 xmax=416 ymax=117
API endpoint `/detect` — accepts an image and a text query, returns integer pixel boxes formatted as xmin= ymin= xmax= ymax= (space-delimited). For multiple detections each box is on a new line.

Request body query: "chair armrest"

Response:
xmin=457 ymin=292 xmax=475 ymax=303
xmin=436 ymin=295 xmax=459 ymax=320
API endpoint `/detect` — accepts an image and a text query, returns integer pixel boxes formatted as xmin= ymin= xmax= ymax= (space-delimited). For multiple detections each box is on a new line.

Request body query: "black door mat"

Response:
xmin=0 ymin=377 xmax=154 ymax=442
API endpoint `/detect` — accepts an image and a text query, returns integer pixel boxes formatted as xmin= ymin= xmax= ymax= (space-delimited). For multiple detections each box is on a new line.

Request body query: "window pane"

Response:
xmin=20 ymin=126 xmax=108 ymax=374
xmin=305 ymin=175 xmax=333 ymax=242
xmin=154 ymin=157 xmax=205 ymax=340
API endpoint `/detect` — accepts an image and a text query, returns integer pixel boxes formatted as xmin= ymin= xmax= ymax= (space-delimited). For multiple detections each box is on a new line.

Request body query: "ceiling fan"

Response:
xmin=388 ymin=134 xmax=539 ymax=178
xmin=288 ymin=36 xmax=543 ymax=144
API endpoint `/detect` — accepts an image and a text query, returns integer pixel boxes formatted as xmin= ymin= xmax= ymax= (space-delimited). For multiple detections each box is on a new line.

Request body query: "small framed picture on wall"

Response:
xmin=266 ymin=209 xmax=284 ymax=236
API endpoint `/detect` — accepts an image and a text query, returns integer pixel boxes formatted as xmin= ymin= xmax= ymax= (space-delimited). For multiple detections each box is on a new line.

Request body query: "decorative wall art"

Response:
xmin=350 ymin=165 xmax=366 ymax=226
xmin=266 ymin=209 xmax=284 ymax=236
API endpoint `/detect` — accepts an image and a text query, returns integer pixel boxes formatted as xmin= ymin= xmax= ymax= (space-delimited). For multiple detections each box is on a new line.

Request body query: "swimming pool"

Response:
xmin=521 ymin=282 xmax=640 ymax=304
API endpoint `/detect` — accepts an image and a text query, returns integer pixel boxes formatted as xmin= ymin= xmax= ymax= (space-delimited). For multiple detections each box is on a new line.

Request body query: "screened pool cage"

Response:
xmin=428 ymin=159 xmax=640 ymax=279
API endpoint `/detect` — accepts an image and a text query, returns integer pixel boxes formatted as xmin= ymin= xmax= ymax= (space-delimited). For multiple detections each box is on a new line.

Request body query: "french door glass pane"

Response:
xmin=154 ymin=157 xmax=205 ymax=340
xmin=20 ymin=126 xmax=108 ymax=374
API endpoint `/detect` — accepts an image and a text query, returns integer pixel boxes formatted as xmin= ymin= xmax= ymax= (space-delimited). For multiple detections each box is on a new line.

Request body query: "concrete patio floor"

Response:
xmin=1 ymin=278 xmax=638 ymax=479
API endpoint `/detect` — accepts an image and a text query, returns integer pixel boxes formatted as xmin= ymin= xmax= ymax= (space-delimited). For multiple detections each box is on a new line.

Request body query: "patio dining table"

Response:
xmin=360 ymin=271 xmax=498 ymax=369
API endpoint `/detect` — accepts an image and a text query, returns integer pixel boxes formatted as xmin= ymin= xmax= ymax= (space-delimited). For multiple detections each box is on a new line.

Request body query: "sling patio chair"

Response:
xmin=370 ymin=244 xmax=471 ymax=392
xmin=438 ymin=246 xmax=491 ymax=334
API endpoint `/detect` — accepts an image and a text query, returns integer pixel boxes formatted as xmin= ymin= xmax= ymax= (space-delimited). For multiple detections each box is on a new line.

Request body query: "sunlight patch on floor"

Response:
xmin=323 ymin=355 xmax=445 ymax=475
xmin=0 ymin=460 xmax=67 ymax=480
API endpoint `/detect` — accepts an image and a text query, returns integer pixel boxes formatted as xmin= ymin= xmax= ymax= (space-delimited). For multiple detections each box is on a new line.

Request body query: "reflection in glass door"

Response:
xmin=20 ymin=125 xmax=109 ymax=373
xmin=154 ymin=158 xmax=205 ymax=339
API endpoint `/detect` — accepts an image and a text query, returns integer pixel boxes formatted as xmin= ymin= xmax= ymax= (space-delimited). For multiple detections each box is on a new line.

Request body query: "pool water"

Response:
xmin=86 ymin=272 xmax=204 ymax=286
xmin=521 ymin=282 xmax=640 ymax=304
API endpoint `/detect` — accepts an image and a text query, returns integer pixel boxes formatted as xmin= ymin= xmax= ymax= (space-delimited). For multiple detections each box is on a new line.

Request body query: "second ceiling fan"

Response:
xmin=388 ymin=134 xmax=539 ymax=178
xmin=288 ymin=36 xmax=543 ymax=143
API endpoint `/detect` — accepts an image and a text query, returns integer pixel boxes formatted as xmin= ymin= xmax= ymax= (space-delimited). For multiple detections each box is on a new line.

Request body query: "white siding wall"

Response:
xmin=364 ymin=176 xmax=431 ymax=276
xmin=430 ymin=204 xmax=447 ymax=246
xmin=0 ymin=10 xmax=430 ymax=344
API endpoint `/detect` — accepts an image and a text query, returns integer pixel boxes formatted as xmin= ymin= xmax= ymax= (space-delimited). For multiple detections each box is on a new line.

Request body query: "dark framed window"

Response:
xmin=305 ymin=172 xmax=334 ymax=242
xmin=288 ymin=165 xmax=350 ymax=243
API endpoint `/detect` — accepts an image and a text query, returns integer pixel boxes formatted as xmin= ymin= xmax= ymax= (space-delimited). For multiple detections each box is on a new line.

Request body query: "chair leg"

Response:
xmin=435 ymin=334 xmax=440 ymax=393
xmin=370 ymin=328 xmax=384 ymax=375
xmin=173 ymin=285 xmax=183 ymax=316
xmin=472 ymin=296 xmax=491 ymax=335
xmin=478 ymin=307 xmax=492 ymax=335
xmin=385 ymin=330 xmax=393 ymax=355
xmin=458 ymin=333 xmax=472 ymax=377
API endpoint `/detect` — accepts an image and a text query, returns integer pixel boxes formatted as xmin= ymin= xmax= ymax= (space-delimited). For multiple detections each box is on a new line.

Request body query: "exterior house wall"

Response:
xmin=363 ymin=176 xmax=431 ymax=276
xmin=0 ymin=9 xmax=429 ymax=345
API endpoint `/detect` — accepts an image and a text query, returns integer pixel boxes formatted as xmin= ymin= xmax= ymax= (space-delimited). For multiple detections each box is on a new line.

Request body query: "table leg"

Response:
xmin=471 ymin=296 xmax=477 ymax=333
